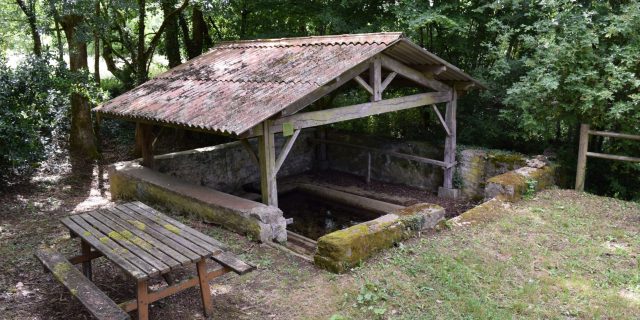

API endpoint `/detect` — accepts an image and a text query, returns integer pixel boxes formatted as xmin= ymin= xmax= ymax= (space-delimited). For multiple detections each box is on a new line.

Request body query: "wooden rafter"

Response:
xmin=274 ymin=129 xmax=301 ymax=174
xmin=271 ymin=91 xmax=451 ymax=133
xmin=379 ymin=54 xmax=450 ymax=92
xmin=431 ymin=104 xmax=451 ymax=136
xmin=353 ymin=75 xmax=373 ymax=94
xmin=380 ymin=72 xmax=397 ymax=92
xmin=424 ymin=65 xmax=447 ymax=77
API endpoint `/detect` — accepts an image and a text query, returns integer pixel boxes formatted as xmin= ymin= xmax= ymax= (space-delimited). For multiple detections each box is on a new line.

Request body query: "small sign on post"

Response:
xmin=282 ymin=122 xmax=294 ymax=137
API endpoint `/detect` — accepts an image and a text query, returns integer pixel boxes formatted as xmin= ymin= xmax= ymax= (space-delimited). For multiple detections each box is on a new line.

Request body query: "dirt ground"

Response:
xmin=0 ymin=140 xmax=359 ymax=320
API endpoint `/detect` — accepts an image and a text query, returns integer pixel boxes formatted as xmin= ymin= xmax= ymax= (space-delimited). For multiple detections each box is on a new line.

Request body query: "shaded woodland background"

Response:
xmin=1 ymin=0 xmax=638 ymax=199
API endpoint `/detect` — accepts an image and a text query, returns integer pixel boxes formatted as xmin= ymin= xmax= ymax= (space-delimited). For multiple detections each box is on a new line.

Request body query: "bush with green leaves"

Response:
xmin=0 ymin=55 xmax=69 ymax=183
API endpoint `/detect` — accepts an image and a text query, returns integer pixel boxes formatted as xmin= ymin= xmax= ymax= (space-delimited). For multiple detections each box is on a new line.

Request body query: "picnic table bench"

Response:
xmin=36 ymin=201 xmax=254 ymax=320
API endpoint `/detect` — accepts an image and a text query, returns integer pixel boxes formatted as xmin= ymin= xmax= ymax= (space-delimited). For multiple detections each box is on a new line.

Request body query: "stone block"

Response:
xmin=484 ymin=165 xmax=555 ymax=201
xmin=109 ymin=161 xmax=286 ymax=243
xmin=314 ymin=202 xmax=444 ymax=273
xmin=438 ymin=187 xmax=460 ymax=199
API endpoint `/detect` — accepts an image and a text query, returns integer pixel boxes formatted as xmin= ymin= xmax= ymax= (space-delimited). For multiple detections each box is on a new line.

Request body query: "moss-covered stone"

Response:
xmin=484 ymin=165 xmax=556 ymax=201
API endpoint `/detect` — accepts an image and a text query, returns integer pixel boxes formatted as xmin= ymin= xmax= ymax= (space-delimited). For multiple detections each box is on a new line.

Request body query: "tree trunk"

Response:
xmin=61 ymin=14 xmax=99 ymax=159
xmin=162 ymin=0 xmax=181 ymax=68
xmin=136 ymin=0 xmax=148 ymax=84
xmin=15 ymin=0 xmax=42 ymax=56
xmin=94 ymin=1 xmax=101 ymax=84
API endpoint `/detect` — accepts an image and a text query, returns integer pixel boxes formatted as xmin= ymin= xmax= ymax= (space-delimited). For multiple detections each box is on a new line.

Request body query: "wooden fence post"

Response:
xmin=575 ymin=123 xmax=590 ymax=191
xmin=135 ymin=122 xmax=154 ymax=168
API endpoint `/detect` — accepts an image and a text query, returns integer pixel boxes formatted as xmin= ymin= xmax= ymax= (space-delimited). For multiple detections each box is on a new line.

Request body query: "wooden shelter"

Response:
xmin=94 ymin=32 xmax=484 ymax=207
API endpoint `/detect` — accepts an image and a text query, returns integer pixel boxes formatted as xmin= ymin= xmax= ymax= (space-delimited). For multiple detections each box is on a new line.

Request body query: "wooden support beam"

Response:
xmin=272 ymin=92 xmax=451 ymax=133
xmin=353 ymin=75 xmax=373 ymax=95
xmin=380 ymin=72 xmax=397 ymax=92
xmin=589 ymin=130 xmax=640 ymax=141
xmin=443 ymin=89 xmax=458 ymax=189
xmin=258 ymin=120 xmax=278 ymax=206
xmin=370 ymin=57 xmax=382 ymax=101
xmin=431 ymin=104 xmax=451 ymax=136
xmin=586 ymin=152 xmax=640 ymax=162
xmin=366 ymin=152 xmax=372 ymax=184
xmin=281 ymin=60 xmax=371 ymax=116
xmin=135 ymin=122 xmax=154 ymax=168
xmin=424 ymin=65 xmax=447 ymax=77
xmin=240 ymin=139 xmax=259 ymax=166
xmin=274 ymin=129 xmax=301 ymax=174
xmin=379 ymin=54 xmax=450 ymax=92
xmin=575 ymin=123 xmax=590 ymax=191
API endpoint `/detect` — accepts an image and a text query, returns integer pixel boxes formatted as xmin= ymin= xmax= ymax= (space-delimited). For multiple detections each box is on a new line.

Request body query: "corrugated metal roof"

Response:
xmin=94 ymin=32 xmax=482 ymax=136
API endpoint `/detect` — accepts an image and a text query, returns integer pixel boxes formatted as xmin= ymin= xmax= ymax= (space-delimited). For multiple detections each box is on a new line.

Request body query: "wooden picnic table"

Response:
xmin=53 ymin=201 xmax=249 ymax=320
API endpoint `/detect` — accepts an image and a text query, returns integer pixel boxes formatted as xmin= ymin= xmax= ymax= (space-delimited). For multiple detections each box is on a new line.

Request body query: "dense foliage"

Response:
xmin=0 ymin=55 xmax=68 ymax=181
xmin=0 ymin=0 xmax=638 ymax=198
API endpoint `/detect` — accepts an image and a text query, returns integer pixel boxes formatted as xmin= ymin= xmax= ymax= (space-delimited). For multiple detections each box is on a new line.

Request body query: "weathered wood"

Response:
xmin=99 ymin=208 xmax=191 ymax=266
xmin=380 ymin=71 xmax=397 ymax=92
xmin=281 ymin=59 xmax=371 ymax=116
xmin=366 ymin=152 xmax=372 ymax=184
xmin=587 ymin=152 xmax=640 ymax=162
xmin=379 ymin=54 xmax=450 ymax=92
xmin=81 ymin=213 xmax=170 ymax=274
xmin=81 ymin=240 xmax=93 ymax=281
xmin=35 ymin=249 xmax=131 ymax=320
xmin=431 ymin=104 xmax=451 ymax=136
xmin=90 ymin=210 xmax=185 ymax=268
xmin=240 ymin=139 xmax=259 ymax=166
xmin=196 ymin=259 xmax=214 ymax=316
xmin=259 ymin=119 xmax=278 ymax=206
xmin=588 ymin=130 xmax=640 ymax=141
xmin=317 ymin=127 xmax=328 ymax=170
xmin=62 ymin=216 xmax=149 ymax=280
xmin=136 ymin=280 xmax=149 ymax=320
xmin=211 ymin=251 xmax=255 ymax=275
xmin=274 ymin=129 xmax=301 ymax=175
xmin=575 ymin=123 xmax=590 ymax=191
xmin=135 ymin=122 xmax=154 ymax=168
xmin=443 ymin=89 xmax=457 ymax=189
xmin=108 ymin=206 xmax=202 ymax=262
xmin=353 ymin=75 xmax=373 ymax=94
xmin=272 ymin=92 xmax=451 ymax=132
xmin=370 ymin=57 xmax=382 ymax=101
xmin=130 ymin=202 xmax=229 ymax=251
xmin=311 ymin=138 xmax=455 ymax=168
xmin=119 ymin=204 xmax=214 ymax=257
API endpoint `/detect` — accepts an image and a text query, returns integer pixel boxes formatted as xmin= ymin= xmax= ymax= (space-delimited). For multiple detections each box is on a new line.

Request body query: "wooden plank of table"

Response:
xmin=85 ymin=210 xmax=176 ymax=273
xmin=108 ymin=206 xmax=203 ymax=263
xmin=128 ymin=202 xmax=228 ymax=252
xmin=114 ymin=205 xmax=212 ymax=258
xmin=62 ymin=216 xmax=148 ymax=280
xmin=98 ymin=208 xmax=192 ymax=267
xmin=76 ymin=214 xmax=162 ymax=277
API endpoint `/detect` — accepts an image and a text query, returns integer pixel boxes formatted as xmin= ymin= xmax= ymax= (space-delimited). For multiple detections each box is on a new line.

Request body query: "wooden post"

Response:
xmin=370 ymin=57 xmax=382 ymax=101
xmin=366 ymin=152 xmax=372 ymax=184
xmin=136 ymin=280 xmax=149 ymax=320
xmin=135 ymin=122 xmax=154 ymax=168
xmin=196 ymin=259 xmax=213 ymax=316
xmin=259 ymin=120 xmax=278 ymax=206
xmin=575 ymin=123 xmax=590 ymax=191
xmin=80 ymin=240 xmax=92 ymax=281
xmin=442 ymin=89 xmax=457 ymax=190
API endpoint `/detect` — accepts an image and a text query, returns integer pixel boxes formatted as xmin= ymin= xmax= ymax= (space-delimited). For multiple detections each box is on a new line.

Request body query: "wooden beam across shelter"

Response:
xmin=271 ymin=91 xmax=451 ymax=133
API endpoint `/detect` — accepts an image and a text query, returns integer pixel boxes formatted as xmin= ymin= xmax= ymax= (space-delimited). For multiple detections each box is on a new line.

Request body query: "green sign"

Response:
xmin=282 ymin=122 xmax=294 ymax=136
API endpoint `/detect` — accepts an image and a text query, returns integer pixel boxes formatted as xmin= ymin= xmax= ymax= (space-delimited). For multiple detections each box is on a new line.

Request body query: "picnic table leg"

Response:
xmin=196 ymin=259 xmax=213 ymax=316
xmin=80 ymin=240 xmax=92 ymax=281
xmin=137 ymin=280 xmax=149 ymax=320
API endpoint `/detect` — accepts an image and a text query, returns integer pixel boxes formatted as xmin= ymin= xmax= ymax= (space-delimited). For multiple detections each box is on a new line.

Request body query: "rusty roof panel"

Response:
xmin=95 ymin=33 xmax=483 ymax=135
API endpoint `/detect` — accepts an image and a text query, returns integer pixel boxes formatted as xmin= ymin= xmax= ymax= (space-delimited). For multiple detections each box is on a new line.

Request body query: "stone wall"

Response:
xmin=154 ymin=129 xmax=316 ymax=194
xmin=324 ymin=131 xmax=444 ymax=191
xmin=457 ymin=149 xmax=528 ymax=200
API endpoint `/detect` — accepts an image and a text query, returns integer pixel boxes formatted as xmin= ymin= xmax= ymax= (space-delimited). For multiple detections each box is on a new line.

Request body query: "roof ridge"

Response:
xmin=214 ymin=40 xmax=395 ymax=49
xmin=216 ymin=32 xmax=403 ymax=46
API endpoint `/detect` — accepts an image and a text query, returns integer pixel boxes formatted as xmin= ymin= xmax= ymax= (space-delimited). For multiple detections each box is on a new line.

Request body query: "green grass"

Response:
xmin=332 ymin=190 xmax=640 ymax=319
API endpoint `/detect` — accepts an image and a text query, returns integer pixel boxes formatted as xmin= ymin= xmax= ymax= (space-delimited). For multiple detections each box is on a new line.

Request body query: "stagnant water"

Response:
xmin=278 ymin=190 xmax=381 ymax=240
